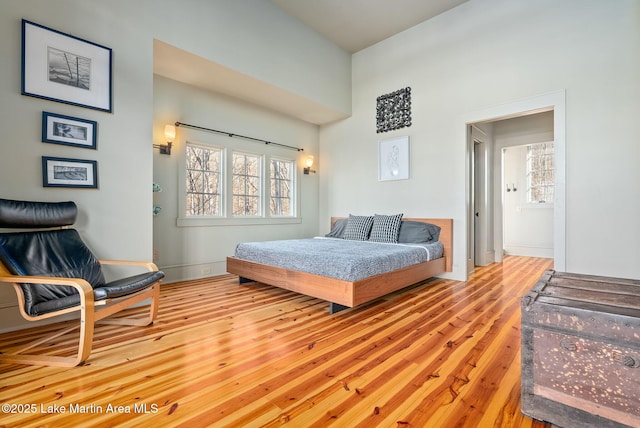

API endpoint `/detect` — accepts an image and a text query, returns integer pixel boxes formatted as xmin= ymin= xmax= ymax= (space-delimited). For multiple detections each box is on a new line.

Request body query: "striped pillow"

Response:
xmin=369 ymin=213 xmax=404 ymax=243
xmin=342 ymin=215 xmax=374 ymax=241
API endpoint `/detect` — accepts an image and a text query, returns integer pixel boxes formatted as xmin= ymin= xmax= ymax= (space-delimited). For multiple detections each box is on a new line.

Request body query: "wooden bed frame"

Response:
xmin=226 ymin=217 xmax=452 ymax=313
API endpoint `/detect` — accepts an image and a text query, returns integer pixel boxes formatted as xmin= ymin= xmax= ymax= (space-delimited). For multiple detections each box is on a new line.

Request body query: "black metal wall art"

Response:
xmin=376 ymin=87 xmax=411 ymax=133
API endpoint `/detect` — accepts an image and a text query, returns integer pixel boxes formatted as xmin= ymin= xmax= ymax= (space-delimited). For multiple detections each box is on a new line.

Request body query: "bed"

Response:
xmin=226 ymin=216 xmax=452 ymax=313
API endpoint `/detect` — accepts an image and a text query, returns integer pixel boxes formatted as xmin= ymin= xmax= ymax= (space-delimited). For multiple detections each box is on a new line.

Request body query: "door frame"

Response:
xmin=467 ymin=127 xmax=493 ymax=274
xmin=463 ymin=91 xmax=566 ymax=277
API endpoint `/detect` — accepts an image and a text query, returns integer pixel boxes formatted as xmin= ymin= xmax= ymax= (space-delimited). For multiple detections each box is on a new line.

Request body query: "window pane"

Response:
xmin=232 ymin=155 xmax=246 ymax=174
xmin=247 ymin=176 xmax=260 ymax=196
xmin=245 ymin=196 xmax=259 ymax=215
xmin=232 ymin=152 xmax=262 ymax=216
xmin=270 ymin=158 xmax=294 ymax=216
xmin=186 ymin=193 xmax=201 ymax=216
xmin=186 ymin=170 xmax=202 ymax=192
xmin=204 ymin=172 xmax=219 ymax=193
xmin=232 ymin=196 xmax=259 ymax=216
xmin=527 ymin=142 xmax=554 ymax=204
xmin=278 ymin=182 xmax=291 ymax=198
xmin=246 ymin=158 xmax=260 ymax=176
xmin=186 ymin=143 xmax=222 ymax=216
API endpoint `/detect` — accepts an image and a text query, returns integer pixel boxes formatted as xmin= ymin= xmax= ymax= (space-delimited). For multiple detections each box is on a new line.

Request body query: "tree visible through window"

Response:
xmin=232 ymin=152 xmax=261 ymax=216
xmin=185 ymin=144 xmax=222 ymax=216
xmin=270 ymin=158 xmax=294 ymax=216
xmin=527 ymin=142 xmax=554 ymax=204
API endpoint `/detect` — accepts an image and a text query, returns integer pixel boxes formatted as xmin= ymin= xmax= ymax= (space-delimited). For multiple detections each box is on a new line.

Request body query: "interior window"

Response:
xmin=526 ymin=142 xmax=554 ymax=204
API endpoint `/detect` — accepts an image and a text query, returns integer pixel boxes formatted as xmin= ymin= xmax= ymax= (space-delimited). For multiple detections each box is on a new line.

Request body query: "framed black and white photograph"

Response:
xmin=42 ymin=111 xmax=97 ymax=149
xmin=378 ymin=136 xmax=410 ymax=181
xmin=42 ymin=156 xmax=98 ymax=188
xmin=22 ymin=20 xmax=112 ymax=112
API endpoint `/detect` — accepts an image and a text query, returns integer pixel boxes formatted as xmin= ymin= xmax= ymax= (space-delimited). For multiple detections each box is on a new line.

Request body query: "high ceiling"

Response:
xmin=155 ymin=1 xmax=470 ymax=124
xmin=269 ymin=0 xmax=469 ymax=53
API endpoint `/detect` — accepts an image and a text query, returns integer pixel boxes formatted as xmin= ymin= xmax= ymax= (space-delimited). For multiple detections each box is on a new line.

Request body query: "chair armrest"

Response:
xmin=99 ymin=260 xmax=159 ymax=272
xmin=0 ymin=275 xmax=94 ymax=300
xmin=0 ymin=275 xmax=95 ymax=322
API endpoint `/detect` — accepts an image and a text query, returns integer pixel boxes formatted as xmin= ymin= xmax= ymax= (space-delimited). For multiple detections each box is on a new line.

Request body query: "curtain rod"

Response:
xmin=174 ymin=121 xmax=304 ymax=152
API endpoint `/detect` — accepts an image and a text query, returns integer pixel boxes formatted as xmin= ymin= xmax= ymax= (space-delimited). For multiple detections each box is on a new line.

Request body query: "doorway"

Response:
xmin=502 ymin=141 xmax=554 ymax=258
xmin=464 ymin=91 xmax=566 ymax=277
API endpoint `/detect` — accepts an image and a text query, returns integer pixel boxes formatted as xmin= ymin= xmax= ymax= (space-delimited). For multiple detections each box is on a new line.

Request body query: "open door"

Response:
xmin=468 ymin=125 xmax=492 ymax=274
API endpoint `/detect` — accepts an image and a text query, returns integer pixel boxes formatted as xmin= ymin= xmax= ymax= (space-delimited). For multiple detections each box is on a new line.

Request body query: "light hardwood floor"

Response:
xmin=0 ymin=256 xmax=553 ymax=427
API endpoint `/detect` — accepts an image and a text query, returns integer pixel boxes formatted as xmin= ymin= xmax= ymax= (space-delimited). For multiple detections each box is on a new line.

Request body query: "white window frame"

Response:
xmin=526 ymin=141 xmax=554 ymax=205
xmin=231 ymin=150 xmax=263 ymax=218
xmin=269 ymin=156 xmax=296 ymax=218
xmin=184 ymin=141 xmax=225 ymax=218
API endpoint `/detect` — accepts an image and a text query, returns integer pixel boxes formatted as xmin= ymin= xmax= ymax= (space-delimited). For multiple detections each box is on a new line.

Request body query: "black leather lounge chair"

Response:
xmin=0 ymin=198 xmax=163 ymax=367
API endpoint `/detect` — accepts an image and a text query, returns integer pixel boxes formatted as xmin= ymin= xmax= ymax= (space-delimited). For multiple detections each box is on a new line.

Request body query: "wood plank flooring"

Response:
xmin=0 ymin=256 xmax=553 ymax=427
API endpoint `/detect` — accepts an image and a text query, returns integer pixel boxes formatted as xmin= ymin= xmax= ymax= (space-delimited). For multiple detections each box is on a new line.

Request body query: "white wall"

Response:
xmin=0 ymin=0 xmax=350 ymax=330
xmin=153 ymin=76 xmax=320 ymax=282
xmin=0 ymin=1 xmax=156 ymax=331
xmin=320 ymin=0 xmax=640 ymax=280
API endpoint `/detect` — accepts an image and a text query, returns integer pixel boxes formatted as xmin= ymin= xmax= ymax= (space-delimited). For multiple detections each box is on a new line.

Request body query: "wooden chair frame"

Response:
xmin=0 ymin=260 xmax=160 ymax=367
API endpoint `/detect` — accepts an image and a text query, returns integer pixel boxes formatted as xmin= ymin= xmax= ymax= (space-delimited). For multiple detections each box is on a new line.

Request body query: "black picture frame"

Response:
xmin=42 ymin=111 xmax=97 ymax=149
xmin=22 ymin=19 xmax=112 ymax=112
xmin=42 ymin=156 xmax=98 ymax=188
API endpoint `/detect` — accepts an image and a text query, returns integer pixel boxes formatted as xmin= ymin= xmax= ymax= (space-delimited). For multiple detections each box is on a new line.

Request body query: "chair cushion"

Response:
xmin=31 ymin=271 xmax=164 ymax=316
xmin=0 ymin=198 xmax=77 ymax=228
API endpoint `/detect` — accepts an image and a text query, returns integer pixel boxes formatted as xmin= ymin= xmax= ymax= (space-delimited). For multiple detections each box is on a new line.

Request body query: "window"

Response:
xmin=527 ymin=142 xmax=554 ymax=204
xmin=270 ymin=158 xmax=295 ymax=216
xmin=181 ymin=142 xmax=299 ymax=225
xmin=232 ymin=152 xmax=262 ymax=216
xmin=185 ymin=143 xmax=222 ymax=216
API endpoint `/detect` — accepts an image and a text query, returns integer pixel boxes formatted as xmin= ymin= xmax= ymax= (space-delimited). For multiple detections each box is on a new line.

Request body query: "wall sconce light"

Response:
xmin=154 ymin=124 xmax=175 ymax=155
xmin=303 ymin=155 xmax=316 ymax=175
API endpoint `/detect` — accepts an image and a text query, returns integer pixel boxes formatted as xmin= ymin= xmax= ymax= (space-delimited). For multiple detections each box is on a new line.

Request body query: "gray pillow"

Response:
xmin=325 ymin=218 xmax=348 ymax=238
xmin=369 ymin=213 xmax=404 ymax=243
xmin=342 ymin=214 xmax=374 ymax=241
xmin=397 ymin=221 xmax=441 ymax=243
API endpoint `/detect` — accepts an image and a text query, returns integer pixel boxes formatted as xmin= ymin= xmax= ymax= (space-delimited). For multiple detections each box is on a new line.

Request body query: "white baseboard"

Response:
xmin=504 ymin=245 xmax=553 ymax=258
xmin=159 ymin=260 xmax=229 ymax=284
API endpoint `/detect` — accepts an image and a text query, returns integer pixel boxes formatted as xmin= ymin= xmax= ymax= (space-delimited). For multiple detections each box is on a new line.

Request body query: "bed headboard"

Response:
xmin=330 ymin=217 xmax=453 ymax=272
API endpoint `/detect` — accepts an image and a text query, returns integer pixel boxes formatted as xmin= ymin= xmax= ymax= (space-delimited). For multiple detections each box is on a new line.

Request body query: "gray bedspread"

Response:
xmin=233 ymin=237 xmax=444 ymax=282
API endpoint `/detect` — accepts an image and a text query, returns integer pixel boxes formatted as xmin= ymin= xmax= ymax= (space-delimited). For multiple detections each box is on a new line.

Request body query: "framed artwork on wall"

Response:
xmin=42 ymin=111 xmax=97 ymax=149
xmin=42 ymin=156 xmax=98 ymax=188
xmin=378 ymin=136 xmax=410 ymax=181
xmin=22 ymin=19 xmax=112 ymax=112
xmin=376 ymin=87 xmax=411 ymax=133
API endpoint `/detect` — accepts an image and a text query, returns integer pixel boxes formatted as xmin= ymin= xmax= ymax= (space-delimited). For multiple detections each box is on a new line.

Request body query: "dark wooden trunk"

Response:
xmin=521 ymin=270 xmax=640 ymax=428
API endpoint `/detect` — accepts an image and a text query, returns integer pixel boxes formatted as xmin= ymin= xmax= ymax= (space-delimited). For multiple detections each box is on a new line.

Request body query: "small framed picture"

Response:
xmin=42 ymin=112 xmax=97 ymax=149
xmin=42 ymin=156 xmax=98 ymax=188
xmin=379 ymin=136 xmax=410 ymax=181
xmin=22 ymin=19 xmax=112 ymax=112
